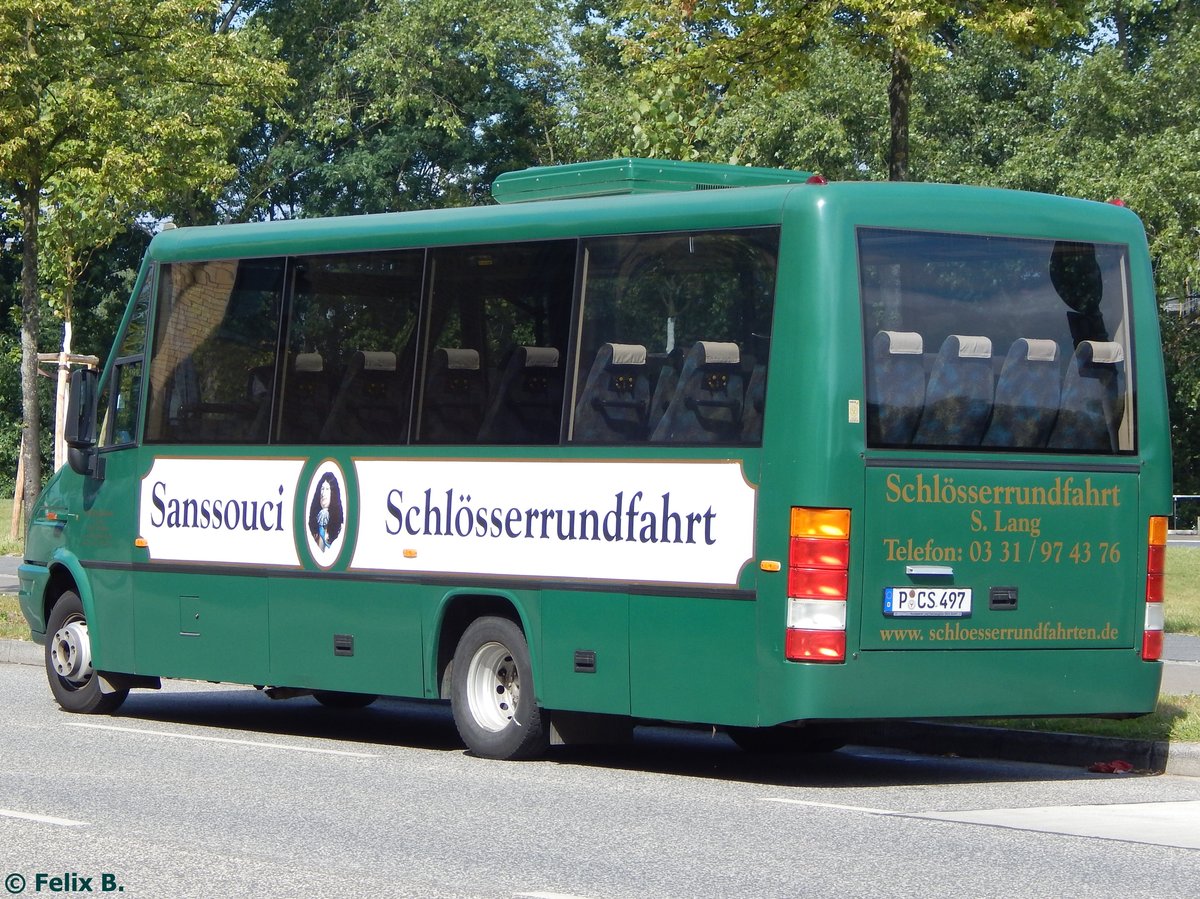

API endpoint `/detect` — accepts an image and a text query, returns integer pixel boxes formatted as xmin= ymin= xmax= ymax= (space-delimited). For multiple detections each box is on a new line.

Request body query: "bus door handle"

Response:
xmin=905 ymin=565 xmax=954 ymax=577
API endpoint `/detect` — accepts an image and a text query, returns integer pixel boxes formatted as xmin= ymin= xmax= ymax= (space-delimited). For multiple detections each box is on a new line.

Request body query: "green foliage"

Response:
xmin=0 ymin=2 xmax=291 ymax=220
xmin=0 ymin=1 xmax=290 ymax=501
xmin=611 ymin=1 xmax=1087 ymax=169
xmin=706 ymin=41 xmax=890 ymax=176
xmin=236 ymin=0 xmax=568 ymax=218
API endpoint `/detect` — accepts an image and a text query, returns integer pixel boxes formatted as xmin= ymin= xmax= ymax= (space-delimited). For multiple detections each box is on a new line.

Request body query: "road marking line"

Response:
xmin=0 ymin=808 xmax=88 ymax=827
xmin=759 ymin=798 xmax=894 ymax=815
xmin=514 ymin=893 xmax=597 ymax=899
xmin=66 ymin=722 xmax=379 ymax=758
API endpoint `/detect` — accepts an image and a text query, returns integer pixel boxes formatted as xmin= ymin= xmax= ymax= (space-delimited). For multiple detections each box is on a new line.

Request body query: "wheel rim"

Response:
xmin=50 ymin=616 xmax=93 ymax=686
xmin=465 ymin=640 xmax=521 ymax=733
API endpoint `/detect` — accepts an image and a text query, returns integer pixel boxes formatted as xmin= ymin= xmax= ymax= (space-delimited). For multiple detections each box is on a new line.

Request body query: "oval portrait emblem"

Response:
xmin=304 ymin=460 xmax=347 ymax=568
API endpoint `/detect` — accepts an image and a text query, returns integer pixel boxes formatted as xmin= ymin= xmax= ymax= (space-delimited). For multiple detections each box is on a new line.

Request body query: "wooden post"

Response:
xmin=10 ymin=432 xmax=23 ymax=541
xmin=54 ymin=320 xmax=73 ymax=471
xmin=36 ymin=350 xmax=100 ymax=473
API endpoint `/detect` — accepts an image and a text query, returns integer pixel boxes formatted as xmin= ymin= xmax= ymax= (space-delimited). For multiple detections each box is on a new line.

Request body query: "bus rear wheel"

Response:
xmin=45 ymin=591 xmax=128 ymax=715
xmin=450 ymin=616 xmax=549 ymax=760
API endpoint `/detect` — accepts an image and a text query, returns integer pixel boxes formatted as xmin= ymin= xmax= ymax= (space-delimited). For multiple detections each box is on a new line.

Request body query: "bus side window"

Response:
xmin=145 ymin=259 xmax=284 ymax=445
xmin=282 ymin=250 xmax=423 ymax=446
xmin=572 ymin=229 xmax=779 ymax=446
xmin=421 ymin=240 xmax=574 ymax=445
xmin=97 ymin=274 xmax=151 ymax=449
xmin=109 ymin=362 xmax=143 ymax=446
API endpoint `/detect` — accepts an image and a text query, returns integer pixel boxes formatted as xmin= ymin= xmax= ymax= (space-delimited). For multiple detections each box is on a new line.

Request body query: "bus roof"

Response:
xmin=490 ymin=158 xmax=813 ymax=203
xmin=145 ymin=164 xmax=1146 ymax=264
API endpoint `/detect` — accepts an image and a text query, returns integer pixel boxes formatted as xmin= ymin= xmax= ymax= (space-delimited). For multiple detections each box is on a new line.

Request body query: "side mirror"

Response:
xmin=65 ymin=368 xmax=102 ymax=478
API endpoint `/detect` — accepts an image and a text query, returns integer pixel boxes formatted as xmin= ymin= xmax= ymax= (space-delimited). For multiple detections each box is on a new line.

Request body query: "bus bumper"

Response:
xmin=760 ymin=648 xmax=1164 ymax=726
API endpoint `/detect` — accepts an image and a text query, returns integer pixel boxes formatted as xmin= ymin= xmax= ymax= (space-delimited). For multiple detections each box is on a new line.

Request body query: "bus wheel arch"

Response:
xmin=433 ymin=593 xmax=530 ymax=700
xmin=44 ymin=590 xmax=128 ymax=715
xmin=449 ymin=614 xmax=549 ymax=760
xmin=43 ymin=563 xmax=84 ymax=633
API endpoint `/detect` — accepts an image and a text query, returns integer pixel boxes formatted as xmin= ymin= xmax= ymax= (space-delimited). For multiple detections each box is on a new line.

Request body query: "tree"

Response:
xmin=232 ymin=0 xmax=569 ymax=220
xmin=0 ymin=1 xmax=289 ymax=519
xmin=706 ymin=40 xmax=890 ymax=177
xmin=612 ymin=2 xmax=1086 ymax=176
xmin=830 ymin=2 xmax=1087 ymax=181
xmin=615 ymin=0 xmax=836 ymax=159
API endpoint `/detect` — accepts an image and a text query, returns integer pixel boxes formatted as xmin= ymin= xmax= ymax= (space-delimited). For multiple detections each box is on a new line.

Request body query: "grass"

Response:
xmin=0 ymin=497 xmax=23 ymax=640
xmin=1166 ymin=547 xmax=1200 ymax=635
xmin=975 ymin=694 xmax=1200 ymax=744
xmin=0 ymin=497 xmax=22 ymax=557
xmin=0 ymin=594 xmax=28 ymax=641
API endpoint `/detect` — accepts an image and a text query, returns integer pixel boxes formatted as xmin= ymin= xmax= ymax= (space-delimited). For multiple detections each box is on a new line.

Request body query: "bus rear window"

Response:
xmin=859 ymin=228 xmax=1134 ymax=454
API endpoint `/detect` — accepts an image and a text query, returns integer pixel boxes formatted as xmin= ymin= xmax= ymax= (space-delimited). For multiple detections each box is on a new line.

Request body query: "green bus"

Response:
xmin=20 ymin=159 xmax=1170 ymax=760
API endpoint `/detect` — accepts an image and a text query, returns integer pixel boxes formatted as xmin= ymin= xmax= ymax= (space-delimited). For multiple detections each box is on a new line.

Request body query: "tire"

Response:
xmin=450 ymin=616 xmax=549 ymax=760
xmin=44 ymin=591 xmax=128 ymax=714
xmin=726 ymin=724 xmax=845 ymax=754
xmin=313 ymin=691 xmax=378 ymax=709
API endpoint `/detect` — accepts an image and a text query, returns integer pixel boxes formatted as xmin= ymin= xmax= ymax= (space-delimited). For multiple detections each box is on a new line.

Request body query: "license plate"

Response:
xmin=883 ymin=587 xmax=972 ymax=618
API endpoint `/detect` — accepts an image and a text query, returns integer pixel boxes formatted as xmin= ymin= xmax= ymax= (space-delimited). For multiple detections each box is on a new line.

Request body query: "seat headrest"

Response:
xmin=880 ymin=330 xmax=923 ymax=355
xmin=520 ymin=346 xmax=560 ymax=368
xmin=1081 ymin=340 xmax=1125 ymax=365
xmin=607 ymin=343 xmax=647 ymax=366
xmin=294 ymin=352 xmax=323 ymax=373
xmin=1016 ymin=338 xmax=1058 ymax=363
xmin=949 ymin=334 xmax=991 ymax=359
xmin=697 ymin=341 xmax=739 ymax=365
xmin=438 ymin=347 xmax=480 ymax=371
xmin=358 ymin=350 xmax=397 ymax=371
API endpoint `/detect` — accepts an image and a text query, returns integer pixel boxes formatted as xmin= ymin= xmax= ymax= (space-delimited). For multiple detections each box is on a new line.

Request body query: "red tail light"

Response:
xmin=786 ymin=508 xmax=849 ymax=663
xmin=1143 ymin=516 xmax=1167 ymax=661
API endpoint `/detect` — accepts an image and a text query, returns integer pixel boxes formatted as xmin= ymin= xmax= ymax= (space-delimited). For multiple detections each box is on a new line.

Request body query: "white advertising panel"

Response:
xmin=351 ymin=460 xmax=757 ymax=586
xmin=139 ymin=458 xmax=305 ymax=566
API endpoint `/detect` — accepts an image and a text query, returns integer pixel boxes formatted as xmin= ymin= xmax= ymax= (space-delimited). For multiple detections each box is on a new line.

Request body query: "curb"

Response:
xmin=0 ymin=637 xmax=40 ymax=667
xmin=1 ymin=637 xmax=1197 ymax=775
xmin=1165 ymin=741 xmax=1200 ymax=777
xmin=846 ymin=720 xmax=1200 ymax=778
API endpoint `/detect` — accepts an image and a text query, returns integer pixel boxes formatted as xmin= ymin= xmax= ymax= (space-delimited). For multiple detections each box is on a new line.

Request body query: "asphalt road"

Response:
xmin=2 ymin=663 xmax=1199 ymax=898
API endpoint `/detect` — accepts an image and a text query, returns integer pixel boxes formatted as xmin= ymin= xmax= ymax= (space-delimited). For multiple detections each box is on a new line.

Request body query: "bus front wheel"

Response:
xmin=450 ymin=616 xmax=549 ymax=760
xmin=45 ymin=591 xmax=128 ymax=715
